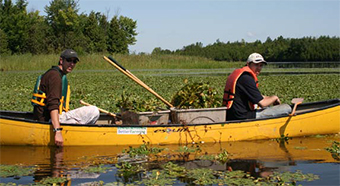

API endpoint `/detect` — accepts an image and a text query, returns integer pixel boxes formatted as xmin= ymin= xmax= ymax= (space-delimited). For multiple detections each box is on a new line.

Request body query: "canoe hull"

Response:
xmin=1 ymin=100 xmax=339 ymax=146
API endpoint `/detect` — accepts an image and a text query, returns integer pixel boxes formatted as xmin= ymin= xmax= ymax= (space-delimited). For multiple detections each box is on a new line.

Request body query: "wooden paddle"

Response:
xmin=80 ymin=100 xmax=117 ymax=117
xmin=289 ymin=98 xmax=304 ymax=116
xmin=103 ymin=56 xmax=174 ymax=108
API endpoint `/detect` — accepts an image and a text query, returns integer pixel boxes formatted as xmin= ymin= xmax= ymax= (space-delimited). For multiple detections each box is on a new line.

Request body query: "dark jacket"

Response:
xmin=33 ymin=66 xmax=65 ymax=121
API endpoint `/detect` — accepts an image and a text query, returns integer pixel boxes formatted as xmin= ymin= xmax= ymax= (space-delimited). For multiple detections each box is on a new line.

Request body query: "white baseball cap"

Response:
xmin=247 ymin=53 xmax=267 ymax=64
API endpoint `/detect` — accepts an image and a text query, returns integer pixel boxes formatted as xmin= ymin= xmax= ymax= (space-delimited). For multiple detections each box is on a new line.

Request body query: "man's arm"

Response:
xmin=50 ymin=109 xmax=63 ymax=146
xmin=258 ymin=95 xmax=281 ymax=108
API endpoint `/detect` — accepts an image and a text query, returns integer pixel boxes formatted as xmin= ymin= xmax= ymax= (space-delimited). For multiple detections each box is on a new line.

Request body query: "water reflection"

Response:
xmin=0 ymin=135 xmax=338 ymax=185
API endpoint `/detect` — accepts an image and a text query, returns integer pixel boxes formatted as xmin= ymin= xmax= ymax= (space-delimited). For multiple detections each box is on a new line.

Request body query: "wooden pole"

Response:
xmin=103 ymin=56 xmax=174 ymax=108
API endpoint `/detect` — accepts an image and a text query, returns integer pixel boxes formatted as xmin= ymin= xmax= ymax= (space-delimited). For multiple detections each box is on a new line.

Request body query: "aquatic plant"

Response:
xmin=162 ymin=162 xmax=187 ymax=177
xmin=115 ymin=161 xmax=145 ymax=181
xmin=1 ymin=71 xmax=339 ymax=112
xmin=216 ymin=170 xmax=257 ymax=186
xmin=186 ymin=168 xmax=216 ymax=185
xmin=102 ymin=167 xmax=320 ymax=186
xmin=115 ymin=88 xmax=164 ymax=112
xmin=275 ymin=134 xmax=292 ymax=143
xmin=0 ymin=182 xmax=17 ymax=186
xmin=0 ymin=164 xmax=35 ymax=178
xmin=135 ymin=170 xmax=176 ymax=186
xmin=171 ymin=81 xmax=221 ymax=109
xmin=35 ymin=177 xmax=68 ymax=185
xmin=123 ymin=144 xmax=165 ymax=158
xmin=176 ymin=145 xmax=201 ymax=154
xmin=174 ymin=145 xmax=202 ymax=160
xmin=199 ymin=149 xmax=230 ymax=164
xmin=325 ymin=141 xmax=340 ymax=160
xmin=82 ymin=164 xmax=111 ymax=173
xmin=265 ymin=170 xmax=319 ymax=185
xmin=215 ymin=149 xmax=229 ymax=164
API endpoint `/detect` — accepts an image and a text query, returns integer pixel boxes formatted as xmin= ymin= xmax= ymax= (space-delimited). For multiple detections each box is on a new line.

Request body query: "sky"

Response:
xmin=27 ymin=0 xmax=340 ymax=54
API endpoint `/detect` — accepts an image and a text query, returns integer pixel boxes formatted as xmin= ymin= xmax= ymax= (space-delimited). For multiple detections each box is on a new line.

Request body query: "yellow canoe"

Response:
xmin=1 ymin=99 xmax=339 ymax=146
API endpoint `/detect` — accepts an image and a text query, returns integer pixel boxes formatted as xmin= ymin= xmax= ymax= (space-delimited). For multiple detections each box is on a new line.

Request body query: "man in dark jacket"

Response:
xmin=32 ymin=49 xmax=99 ymax=146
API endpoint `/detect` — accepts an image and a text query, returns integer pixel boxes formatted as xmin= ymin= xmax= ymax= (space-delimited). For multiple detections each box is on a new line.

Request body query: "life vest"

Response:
xmin=222 ymin=66 xmax=258 ymax=110
xmin=31 ymin=67 xmax=70 ymax=114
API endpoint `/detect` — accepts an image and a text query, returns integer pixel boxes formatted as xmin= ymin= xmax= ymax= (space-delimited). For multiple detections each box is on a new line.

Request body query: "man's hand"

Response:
xmin=259 ymin=95 xmax=281 ymax=108
xmin=54 ymin=131 xmax=63 ymax=146
xmin=50 ymin=109 xmax=63 ymax=146
xmin=273 ymin=97 xmax=281 ymax=105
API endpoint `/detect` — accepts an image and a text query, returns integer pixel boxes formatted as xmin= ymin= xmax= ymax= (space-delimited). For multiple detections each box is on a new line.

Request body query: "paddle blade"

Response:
xmin=291 ymin=98 xmax=304 ymax=104
xmin=290 ymin=98 xmax=304 ymax=116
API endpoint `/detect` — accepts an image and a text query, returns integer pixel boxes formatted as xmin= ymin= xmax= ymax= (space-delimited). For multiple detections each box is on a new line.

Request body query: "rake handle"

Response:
xmin=103 ymin=56 xmax=174 ymax=108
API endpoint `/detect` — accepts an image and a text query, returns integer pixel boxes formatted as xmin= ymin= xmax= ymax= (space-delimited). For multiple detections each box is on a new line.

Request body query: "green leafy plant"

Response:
xmin=187 ymin=168 xmax=217 ymax=185
xmin=37 ymin=176 xmax=68 ymax=185
xmin=266 ymin=170 xmax=319 ymax=185
xmin=115 ymin=162 xmax=145 ymax=177
xmin=0 ymin=164 xmax=35 ymax=178
xmin=275 ymin=134 xmax=292 ymax=143
xmin=216 ymin=170 xmax=256 ymax=186
xmin=162 ymin=162 xmax=187 ymax=178
xmin=171 ymin=81 xmax=221 ymax=109
xmin=123 ymin=144 xmax=165 ymax=158
xmin=135 ymin=170 xmax=176 ymax=186
xmin=325 ymin=141 xmax=340 ymax=160
xmin=115 ymin=89 xmax=164 ymax=112
xmin=82 ymin=164 xmax=111 ymax=173
xmin=199 ymin=149 xmax=229 ymax=164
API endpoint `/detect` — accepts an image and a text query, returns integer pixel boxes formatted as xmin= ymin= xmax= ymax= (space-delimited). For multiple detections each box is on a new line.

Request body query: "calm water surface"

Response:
xmin=0 ymin=135 xmax=339 ymax=185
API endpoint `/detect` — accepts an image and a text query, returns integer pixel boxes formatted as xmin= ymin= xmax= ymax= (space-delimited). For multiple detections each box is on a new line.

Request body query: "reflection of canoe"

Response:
xmin=1 ymin=136 xmax=338 ymax=166
xmin=0 ymin=99 xmax=339 ymax=146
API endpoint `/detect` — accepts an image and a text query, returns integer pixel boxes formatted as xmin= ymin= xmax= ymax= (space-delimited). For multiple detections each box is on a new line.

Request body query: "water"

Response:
xmin=0 ymin=135 xmax=339 ymax=185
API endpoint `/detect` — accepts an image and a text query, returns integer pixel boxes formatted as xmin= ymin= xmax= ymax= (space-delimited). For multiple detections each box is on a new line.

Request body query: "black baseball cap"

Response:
xmin=60 ymin=49 xmax=79 ymax=61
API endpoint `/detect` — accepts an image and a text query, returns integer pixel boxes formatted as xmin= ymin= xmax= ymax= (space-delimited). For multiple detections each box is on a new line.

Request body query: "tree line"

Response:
xmin=1 ymin=0 xmax=339 ymax=62
xmin=0 ymin=0 xmax=137 ymax=55
xmin=152 ymin=36 xmax=340 ymax=62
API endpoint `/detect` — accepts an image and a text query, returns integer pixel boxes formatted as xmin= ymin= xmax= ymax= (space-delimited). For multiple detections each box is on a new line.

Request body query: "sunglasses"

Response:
xmin=65 ymin=58 xmax=78 ymax=64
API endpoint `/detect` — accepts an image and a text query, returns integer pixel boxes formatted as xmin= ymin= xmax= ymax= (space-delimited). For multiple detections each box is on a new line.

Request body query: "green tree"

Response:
xmin=0 ymin=28 xmax=9 ymax=54
xmin=25 ymin=11 xmax=50 ymax=54
xmin=0 ymin=0 xmax=31 ymax=54
xmin=107 ymin=15 xmax=137 ymax=54
xmin=83 ymin=11 xmax=107 ymax=53
xmin=44 ymin=0 xmax=81 ymax=50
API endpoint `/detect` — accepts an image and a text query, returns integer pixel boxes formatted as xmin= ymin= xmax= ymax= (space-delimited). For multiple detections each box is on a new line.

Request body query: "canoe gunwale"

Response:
xmin=0 ymin=99 xmax=339 ymax=128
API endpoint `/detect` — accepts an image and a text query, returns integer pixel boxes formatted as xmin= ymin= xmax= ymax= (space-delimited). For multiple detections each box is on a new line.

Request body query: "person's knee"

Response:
xmin=278 ymin=104 xmax=292 ymax=113
xmin=89 ymin=106 xmax=100 ymax=116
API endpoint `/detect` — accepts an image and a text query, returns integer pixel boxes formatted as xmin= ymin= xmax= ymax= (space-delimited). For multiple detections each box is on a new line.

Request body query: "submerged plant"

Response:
xmin=162 ymin=162 xmax=187 ymax=178
xmin=275 ymin=134 xmax=292 ymax=143
xmin=199 ymin=149 xmax=230 ymax=164
xmin=325 ymin=141 xmax=340 ymax=160
xmin=82 ymin=164 xmax=111 ymax=173
xmin=216 ymin=170 xmax=256 ymax=186
xmin=37 ymin=176 xmax=68 ymax=185
xmin=187 ymin=168 xmax=217 ymax=185
xmin=266 ymin=170 xmax=319 ymax=185
xmin=116 ymin=162 xmax=145 ymax=178
xmin=0 ymin=164 xmax=35 ymax=178
xmin=136 ymin=170 xmax=176 ymax=186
